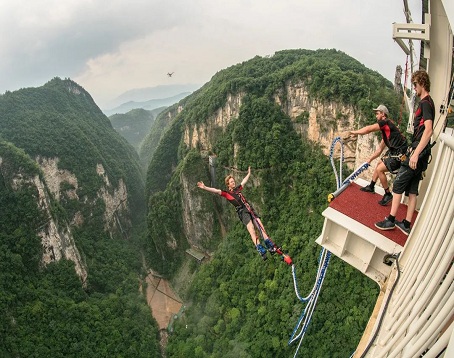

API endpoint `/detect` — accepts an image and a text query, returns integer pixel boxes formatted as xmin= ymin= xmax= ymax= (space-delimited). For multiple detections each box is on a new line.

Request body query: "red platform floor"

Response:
xmin=329 ymin=183 xmax=418 ymax=247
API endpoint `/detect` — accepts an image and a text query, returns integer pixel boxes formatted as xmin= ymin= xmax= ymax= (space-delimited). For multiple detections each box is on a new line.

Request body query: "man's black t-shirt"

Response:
xmin=377 ymin=118 xmax=407 ymax=153
xmin=412 ymin=95 xmax=435 ymax=144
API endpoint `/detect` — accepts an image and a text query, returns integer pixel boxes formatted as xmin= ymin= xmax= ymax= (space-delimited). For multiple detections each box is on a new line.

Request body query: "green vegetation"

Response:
xmin=110 ymin=107 xmax=164 ymax=152
xmin=141 ymin=49 xmax=393 ymax=356
xmin=154 ymin=49 xmax=401 ymax=126
xmin=0 ymin=48 xmax=402 ymax=357
xmin=0 ymin=79 xmax=160 ymax=357
xmin=162 ymin=96 xmax=379 ymax=357
xmin=0 ymin=78 xmax=146 ymax=225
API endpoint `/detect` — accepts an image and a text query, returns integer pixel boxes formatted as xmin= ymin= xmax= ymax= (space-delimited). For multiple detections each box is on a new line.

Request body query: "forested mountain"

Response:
xmin=0 ymin=78 xmax=161 ymax=357
xmin=142 ymin=49 xmax=403 ymax=356
xmin=109 ymin=107 xmax=166 ymax=152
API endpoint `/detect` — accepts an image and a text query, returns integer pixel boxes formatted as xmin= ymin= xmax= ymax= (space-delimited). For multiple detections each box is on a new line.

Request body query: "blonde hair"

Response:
xmin=224 ymin=175 xmax=234 ymax=187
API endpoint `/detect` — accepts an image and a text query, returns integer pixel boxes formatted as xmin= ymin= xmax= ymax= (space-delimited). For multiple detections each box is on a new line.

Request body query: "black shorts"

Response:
xmin=392 ymin=157 xmax=428 ymax=196
xmin=237 ymin=208 xmax=259 ymax=225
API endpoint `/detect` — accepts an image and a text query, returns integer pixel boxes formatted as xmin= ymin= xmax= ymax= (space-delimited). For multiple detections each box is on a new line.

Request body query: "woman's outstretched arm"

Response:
xmin=197 ymin=181 xmax=221 ymax=195
xmin=240 ymin=166 xmax=251 ymax=187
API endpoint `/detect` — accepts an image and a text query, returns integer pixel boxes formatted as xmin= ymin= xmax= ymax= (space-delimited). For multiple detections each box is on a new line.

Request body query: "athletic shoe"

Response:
xmin=378 ymin=192 xmax=393 ymax=206
xmin=256 ymin=244 xmax=267 ymax=260
xmin=360 ymin=184 xmax=375 ymax=192
xmin=375 ymin=217 xmax=396 ymax=230
xmin=395 ymin=220 xmax=411 ymax=235
xmin=264 ymin=238 xmax=276 ymax=254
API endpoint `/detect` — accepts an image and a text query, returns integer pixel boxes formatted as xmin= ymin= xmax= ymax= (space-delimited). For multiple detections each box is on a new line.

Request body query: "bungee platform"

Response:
xmin=317 ymin=181 xmax=417 ymax=285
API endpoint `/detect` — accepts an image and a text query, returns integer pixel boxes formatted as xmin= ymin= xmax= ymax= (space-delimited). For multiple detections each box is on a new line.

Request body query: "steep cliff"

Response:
xmin=1 ymin=141 xmax=88 ymax=285
xmin=0 ymin=80 xmax=159 ymax=357
xmin=183 ymin=83 xmax=361 ymax=165
xmin=0 ymin=77 xmax=150 ymax=290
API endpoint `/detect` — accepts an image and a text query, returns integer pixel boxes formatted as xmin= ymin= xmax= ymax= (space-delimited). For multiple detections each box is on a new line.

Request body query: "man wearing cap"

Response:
xmin=350 ymin=104 xmax=408 ymax=206
xmin=375 ymin=70 xmax=434 ymax=235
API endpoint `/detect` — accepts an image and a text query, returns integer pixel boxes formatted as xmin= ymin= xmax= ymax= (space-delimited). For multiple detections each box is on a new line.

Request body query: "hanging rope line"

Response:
xmin=288 ymin=136 xmax=369 ymax=357
xmin=399 ymin=55 xmax=409 ymax=126
xmin=330 ymin=136 xmax=344 ymax=188
xmin=288 ymin=249 xmax=331 ymax=352
xmin=286 ymin=137 xmax=337 ymax=356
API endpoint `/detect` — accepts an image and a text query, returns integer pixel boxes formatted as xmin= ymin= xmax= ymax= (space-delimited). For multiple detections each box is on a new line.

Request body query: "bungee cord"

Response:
xmin=288 ymin=136 xmax=367 ymax=357
xmin=288 ymin=249 xmax=331 ymax=350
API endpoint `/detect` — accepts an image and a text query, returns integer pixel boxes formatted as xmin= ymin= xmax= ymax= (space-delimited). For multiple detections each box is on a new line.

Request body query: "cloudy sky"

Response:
xmin=0 ymin=0 xmax=423 ymax=109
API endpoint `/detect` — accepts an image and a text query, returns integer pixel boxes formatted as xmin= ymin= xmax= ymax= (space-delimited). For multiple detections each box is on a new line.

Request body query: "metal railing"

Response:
xmin=364 ymin=132 xmax=454 ymax=357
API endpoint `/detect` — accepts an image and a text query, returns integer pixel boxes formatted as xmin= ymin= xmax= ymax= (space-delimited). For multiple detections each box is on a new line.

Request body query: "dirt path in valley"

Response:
xmin=145 ymin=272 xmax=183 ymax=330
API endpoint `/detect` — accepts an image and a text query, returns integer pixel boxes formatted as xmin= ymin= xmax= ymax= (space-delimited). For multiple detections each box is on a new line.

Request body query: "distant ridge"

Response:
xmin=103 ymin=92 xmax=192 ymax=116
xmin=104 ymin=83 xmax=201 ymax=110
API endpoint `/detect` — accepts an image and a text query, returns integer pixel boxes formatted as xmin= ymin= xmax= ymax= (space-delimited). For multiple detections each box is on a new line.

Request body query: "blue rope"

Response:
xmin=288 ymin=250 xmax=331 ymax=347
xmin=330 ymin=136 xmax=344 ymax=188
xmin=290 ymin=136 xmax=362 ymax=357
xmin=291 ymin=249 xmax=327 ymax=302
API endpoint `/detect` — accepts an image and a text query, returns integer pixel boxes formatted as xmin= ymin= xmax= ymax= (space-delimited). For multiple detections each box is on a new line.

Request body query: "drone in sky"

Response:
xmin=167 ymin=72 xmax=174 ymax=77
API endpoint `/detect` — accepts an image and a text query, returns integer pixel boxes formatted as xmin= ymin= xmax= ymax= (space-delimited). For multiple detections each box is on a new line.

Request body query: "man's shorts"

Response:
xmin=392 ymin=157 xmax=427 ymax=196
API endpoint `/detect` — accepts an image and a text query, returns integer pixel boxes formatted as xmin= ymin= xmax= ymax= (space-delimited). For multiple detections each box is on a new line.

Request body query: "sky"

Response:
xmin=0 ymin=0 xmax=424 ymax=109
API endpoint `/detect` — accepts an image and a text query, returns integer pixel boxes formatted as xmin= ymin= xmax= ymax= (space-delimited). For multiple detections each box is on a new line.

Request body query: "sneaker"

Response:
xmin=378 ymin=192 xmax=393 ymax=206
xmin=256 ymin=244 xmax=267 ymax=260
xmin=395 ymin=220 xmax=411 ymax=235
xmin=360 ymin=184 xmax=375 ymax=193
xmin=375 ymin=217 xmax=396 ymax=230
xmin=264 ymin=238 xmax=276 ymax=254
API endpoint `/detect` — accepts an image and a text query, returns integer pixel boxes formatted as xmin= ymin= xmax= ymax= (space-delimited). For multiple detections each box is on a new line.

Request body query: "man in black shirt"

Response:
xmin=375 ymin=70 xmax=434 ymax=235
xmin=351 ymin=104 xmax=408 ymax=205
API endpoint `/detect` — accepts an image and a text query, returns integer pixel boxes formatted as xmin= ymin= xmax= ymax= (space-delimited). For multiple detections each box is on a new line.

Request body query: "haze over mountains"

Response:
xmin=102 ymin=83 xmax=201 ymax=116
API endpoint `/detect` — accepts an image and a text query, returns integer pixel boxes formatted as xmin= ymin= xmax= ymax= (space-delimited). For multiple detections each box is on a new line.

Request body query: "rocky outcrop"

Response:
xmin=182 ymin=83 xmax=363 ymax=165
xmin=33 ymin=175 xmax=88 ymax=282
xmin=37 ymin=156 xmax=82 ymax=226
xmin=183 ymin=93 xmax=244 ymax=154
xmin=182 ymin=82 xmax=381 ymax=185
xmin=180 ymin=171 xmax=213 ymax=249
xmin=97 ymin=163 xmax=130 ymax=238
xmin=275 ymin=81 xmax=359 ymax=165
xmin=37 ymin=156 xmax=79 ymax=201
xmin=34 ymin=157 xmax=132 ymax=280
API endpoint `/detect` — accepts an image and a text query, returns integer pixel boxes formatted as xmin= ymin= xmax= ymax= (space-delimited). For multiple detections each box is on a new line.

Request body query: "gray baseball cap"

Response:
xmin=373 ymin=104 xmax=389 ymax=116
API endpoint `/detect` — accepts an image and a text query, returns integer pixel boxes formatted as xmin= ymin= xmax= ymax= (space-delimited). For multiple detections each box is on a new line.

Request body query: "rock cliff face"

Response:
xmin=7 ymin=161 xmax=88 ymax=282
xmin=183 ymin=93 xmax=243 ymax=155
xmin=275 ymin=81 xmax=357 ymax=164
xmin=33 ymin=175 xmax=87 ymax=282
xmin=34 ymin=157 xmax=131 ymax=281
xmin=96 ymin=163 xmax=130 ymax=237
xmin=182 ymin=81 xmax=378 ymax=170
xmin=180 ymin=170 xmax=215 ymax=250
